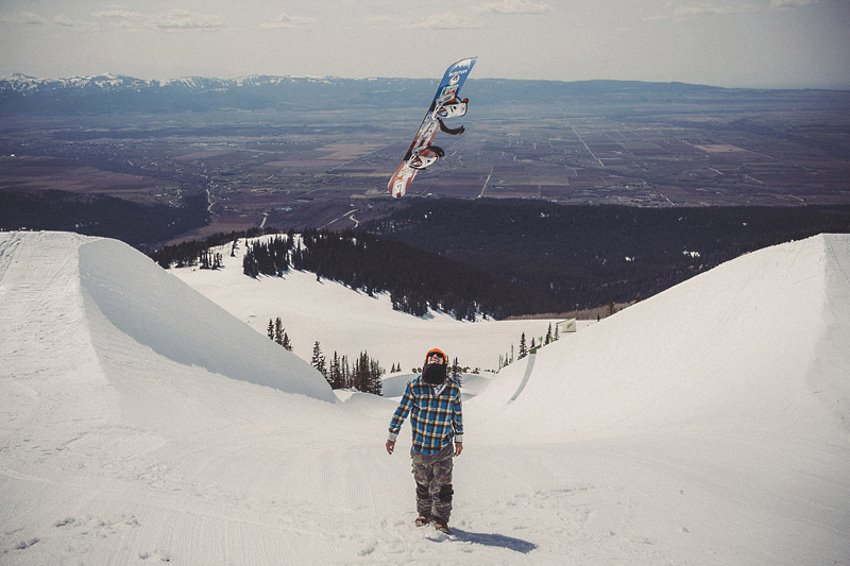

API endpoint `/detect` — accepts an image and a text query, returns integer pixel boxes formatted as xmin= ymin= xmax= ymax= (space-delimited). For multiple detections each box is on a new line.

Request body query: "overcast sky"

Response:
xmin=1 ymin=0 xmax=848 ymax=88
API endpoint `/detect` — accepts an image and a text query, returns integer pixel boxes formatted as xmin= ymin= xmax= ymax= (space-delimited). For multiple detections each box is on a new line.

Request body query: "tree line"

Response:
xmin=150 ymin=227 xmax=550 ymax=320
xmin=364 ymin=199 xmax=850 ymax=313
xmin=267 ymin=316 xmax=383 ymax=395
xmin=150 ymin=227 xmax=272 ymax=268
xmin=243 ymin=235 xmax=294 ymax=277
xmin=498 ymin=323 xmax=562 ymax=371
xmin=285 ymin=228 xmax=535 ymax=320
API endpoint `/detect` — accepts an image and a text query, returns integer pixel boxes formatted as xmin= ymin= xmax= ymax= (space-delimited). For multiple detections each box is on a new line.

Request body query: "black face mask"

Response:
xmin=422 ymin=363 xmax=447 ymax=385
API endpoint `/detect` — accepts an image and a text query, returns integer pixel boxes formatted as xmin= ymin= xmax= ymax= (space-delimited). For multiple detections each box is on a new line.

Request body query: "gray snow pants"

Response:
xmin=411 ymin=444 xmax=454 ymax=522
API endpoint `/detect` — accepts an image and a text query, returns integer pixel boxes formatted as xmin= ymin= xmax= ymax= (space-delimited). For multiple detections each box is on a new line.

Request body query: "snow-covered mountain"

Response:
xmin=1 ymin=73 xmax=790 ymax=115
xmin=1 ymin=230 xmax=848 ymax=565
xmin=0 ymin=72 xmax=150 ymax=93
xmin=0 ymin=72 xmax=341 ymax=93
xmin=0 ymin=72 xmax=412 ymax=113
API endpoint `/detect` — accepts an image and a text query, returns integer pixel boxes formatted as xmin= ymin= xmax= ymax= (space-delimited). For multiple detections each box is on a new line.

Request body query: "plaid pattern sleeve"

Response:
xmin=388 ymin=377 xmax=463 ymax=456
xmin=388 ymin=382 xmax=415 ymax=441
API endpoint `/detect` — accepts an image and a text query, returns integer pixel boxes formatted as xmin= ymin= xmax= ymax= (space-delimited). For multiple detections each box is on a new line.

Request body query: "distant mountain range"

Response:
xmin=0 ymin=72 xmax=412 ymax=113
xmin=0 ymin=72 xmax=347 ymax=93
xmin=6 ymin=72 xmax=838 ymax=115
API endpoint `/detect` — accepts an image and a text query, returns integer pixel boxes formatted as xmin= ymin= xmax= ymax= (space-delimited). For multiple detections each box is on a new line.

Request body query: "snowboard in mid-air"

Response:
xmin=388 ymin=57 xmax=477 ymax=199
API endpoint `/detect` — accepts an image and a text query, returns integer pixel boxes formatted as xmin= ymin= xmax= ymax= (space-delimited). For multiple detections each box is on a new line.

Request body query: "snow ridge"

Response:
xmin=78 ymin=237 xmax=336 ymax=402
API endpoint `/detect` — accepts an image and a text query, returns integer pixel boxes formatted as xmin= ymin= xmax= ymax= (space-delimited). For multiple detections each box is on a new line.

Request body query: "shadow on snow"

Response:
xmin=450 ymin=528 xmax=537 ymax=554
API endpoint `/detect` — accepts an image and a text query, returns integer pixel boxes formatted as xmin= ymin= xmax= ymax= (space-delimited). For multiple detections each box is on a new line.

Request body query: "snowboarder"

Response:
xmin=385 ymin=347 xmax=464 ymax=534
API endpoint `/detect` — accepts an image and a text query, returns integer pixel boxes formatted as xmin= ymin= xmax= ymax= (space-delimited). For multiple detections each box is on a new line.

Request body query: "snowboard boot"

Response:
xmin=415 ymin=515 xmax=431 ymax=527
xmin=433 ymin=518 xmax=450 ymax=534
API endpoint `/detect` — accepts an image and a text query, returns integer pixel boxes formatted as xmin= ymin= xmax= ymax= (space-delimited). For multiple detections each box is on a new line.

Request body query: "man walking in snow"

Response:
xmin=385 ymin=347 xmax=463 ymax=534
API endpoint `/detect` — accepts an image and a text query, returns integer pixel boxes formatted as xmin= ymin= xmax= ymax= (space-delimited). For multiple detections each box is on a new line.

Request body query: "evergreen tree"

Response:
xmin=311 ymin=341 xmax=328 ymax=382
xmin=451 ymin=357 xmax=462 ymax=385
xmin=274 ymin=317 xmax=284 ymax=345
xmin=346 ymin=351 xmax=384 ymax=395
xmin=267 ymin=316 xmax=291 ymax=350
xmin=368 ymin=357 xmax=383 ymax=396
xmin=554 ymin=323 xmax=560 ymax=341
xmin=242 ymin=235 xmax=292 ymax=277
xmin=330 ymin=351 xmax=344 ymax=389
xmin=353 ymin=352 xmax=369 ymax=392
xmin=341 ymin=354 xmax=351 ymax=389
xmin=545 ymin=323 xmax=553 ymax=345
xmin=518 ymin=333 xmax=528 ymax=359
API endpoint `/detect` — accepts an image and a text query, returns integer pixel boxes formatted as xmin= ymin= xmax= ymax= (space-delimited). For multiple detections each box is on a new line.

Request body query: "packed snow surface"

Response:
xmin=1 ymin=230 xmax=849 ymax=565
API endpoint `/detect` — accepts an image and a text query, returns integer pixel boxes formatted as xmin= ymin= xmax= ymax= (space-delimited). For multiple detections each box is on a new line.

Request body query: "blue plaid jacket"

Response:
xmin=388 ymin=376 xmax=463 ymax=455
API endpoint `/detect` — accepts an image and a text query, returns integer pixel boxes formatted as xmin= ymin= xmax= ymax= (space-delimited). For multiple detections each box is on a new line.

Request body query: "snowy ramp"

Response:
xmin=465 ymin=234 xmax=850 ymax=565
xmin=78 ymin=236 xmax=336 ymax=402
xmin=473 ymin=234 xmax=850 ymax=440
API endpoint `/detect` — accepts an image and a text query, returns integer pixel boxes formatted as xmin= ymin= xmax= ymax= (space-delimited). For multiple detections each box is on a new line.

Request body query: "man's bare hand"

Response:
xmin=454 ymin=442 xmax=463 ymax=457
xmin=385 ymin=439 xmax=395 ymax=455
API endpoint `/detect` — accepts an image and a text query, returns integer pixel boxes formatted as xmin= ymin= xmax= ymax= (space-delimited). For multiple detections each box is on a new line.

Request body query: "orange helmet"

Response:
xmin=424 ymin=347 xmax=448 ymax=365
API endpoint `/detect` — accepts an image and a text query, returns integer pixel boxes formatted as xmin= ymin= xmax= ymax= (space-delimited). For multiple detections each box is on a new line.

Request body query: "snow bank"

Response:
xmin=469 ymin=234 xmax=850 ymax=565
xmin=476 ymin=234 xmax=850 ymax=440
xmin=79 ymin=237 xmax=335 ymax=402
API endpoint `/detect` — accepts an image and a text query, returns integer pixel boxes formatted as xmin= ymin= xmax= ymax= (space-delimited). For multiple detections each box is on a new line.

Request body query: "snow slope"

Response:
xmin=469 ymin=234 xmax=850 ymax=564
xmin=79 ymin=237 xmax=335 ymax=403
xmin=1 ymin=230 xmax=849 ymax=565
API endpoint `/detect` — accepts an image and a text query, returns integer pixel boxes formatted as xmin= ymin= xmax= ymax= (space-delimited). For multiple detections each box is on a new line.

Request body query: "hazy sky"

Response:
xmin=1 ymin=0 xmax=849 ymax=88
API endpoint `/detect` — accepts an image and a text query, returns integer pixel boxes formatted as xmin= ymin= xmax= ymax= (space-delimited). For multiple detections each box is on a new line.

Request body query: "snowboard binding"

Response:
xmin=408 ymin=146 xmax=445 ymax=170
xmin=432 ymin=98 xmax=469 ymax=121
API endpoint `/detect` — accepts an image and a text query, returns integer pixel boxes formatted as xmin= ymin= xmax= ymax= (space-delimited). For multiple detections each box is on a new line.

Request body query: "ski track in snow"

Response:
xmin=1 ymin=231 xmax=850 ymax=565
